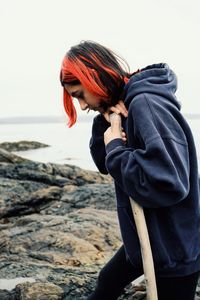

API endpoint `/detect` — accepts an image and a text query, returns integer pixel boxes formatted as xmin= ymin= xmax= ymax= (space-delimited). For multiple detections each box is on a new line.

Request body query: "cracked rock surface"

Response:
xmin=0 ymin=147 xmax=199 ymax=299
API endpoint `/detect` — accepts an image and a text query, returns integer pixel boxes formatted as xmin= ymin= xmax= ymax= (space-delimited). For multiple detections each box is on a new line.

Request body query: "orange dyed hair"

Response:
xmin=60 ymin=41 xmax=130 ymax=127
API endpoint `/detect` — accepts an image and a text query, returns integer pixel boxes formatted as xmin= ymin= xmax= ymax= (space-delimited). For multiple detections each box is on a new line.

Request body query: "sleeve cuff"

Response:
xmin=105 ymin=138 xmax=124 ymax=154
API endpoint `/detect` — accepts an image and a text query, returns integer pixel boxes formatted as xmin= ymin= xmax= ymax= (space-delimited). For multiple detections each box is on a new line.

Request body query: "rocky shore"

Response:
xmin=0 ymin=141 xmax=49 ymax=152
xmin=0 ymin=145 xmax=199 ymax=299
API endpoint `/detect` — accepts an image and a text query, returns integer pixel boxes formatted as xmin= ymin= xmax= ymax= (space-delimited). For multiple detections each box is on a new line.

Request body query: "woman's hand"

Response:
xmin=102 ymin=100 xmax=128 ymax=123
xmin=104 ymin=113 xmax=127 ymax=146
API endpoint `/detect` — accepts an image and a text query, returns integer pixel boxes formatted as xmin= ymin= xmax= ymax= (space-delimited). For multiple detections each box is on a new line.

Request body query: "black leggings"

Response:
xmin=87 ymin=245 xmax=199 ymax=300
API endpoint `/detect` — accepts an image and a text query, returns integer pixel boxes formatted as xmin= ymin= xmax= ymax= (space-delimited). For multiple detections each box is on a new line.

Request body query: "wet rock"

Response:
xmin=0 ymin=148 xmax=29 ymax=164
xmin=0 ymin=159 xmax=114 ymax=219
xmin=0 ymin=289 xmax=16 ymax=300
xmin=0 ymin=141 xmax=49 ymax=152
xmin=60 ymin=183 xmax=115 ymax=212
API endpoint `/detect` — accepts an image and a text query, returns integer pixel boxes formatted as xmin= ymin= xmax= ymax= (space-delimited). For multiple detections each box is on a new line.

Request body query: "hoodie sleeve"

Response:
xmin=105 ymin=94 xmax=190 ymax=208
xmin=89 ymin=114 xmax=110 ymax=174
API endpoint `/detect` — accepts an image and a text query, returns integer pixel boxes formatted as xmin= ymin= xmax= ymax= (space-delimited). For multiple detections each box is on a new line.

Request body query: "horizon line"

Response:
xmin=0 ymin=114 xmax=95 ymax=125
xmin=0 ymin=113 xmax=200 ymax=125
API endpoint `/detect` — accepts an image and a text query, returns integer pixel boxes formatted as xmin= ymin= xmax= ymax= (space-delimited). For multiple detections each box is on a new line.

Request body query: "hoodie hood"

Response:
xmin=124 ymin=63 xmax=181 ymax=110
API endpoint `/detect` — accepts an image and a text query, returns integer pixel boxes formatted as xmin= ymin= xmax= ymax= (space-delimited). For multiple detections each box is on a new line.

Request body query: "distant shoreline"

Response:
xmin=0 ymin=114 xmax=95 ymax=125
xmin=0 ymin=113 xmax=199 ymax=125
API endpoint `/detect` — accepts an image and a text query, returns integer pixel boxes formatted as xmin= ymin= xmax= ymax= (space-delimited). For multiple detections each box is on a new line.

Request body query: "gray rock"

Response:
xmin=0 ymin=148 xmax=29 ymax=164
xmin=0 ymin=141 xmax=49 ymax=152
xmin=0 ymin=147 xmax=199 ymax=299
xmin=0 ymin=149 xmax=120 ymax=298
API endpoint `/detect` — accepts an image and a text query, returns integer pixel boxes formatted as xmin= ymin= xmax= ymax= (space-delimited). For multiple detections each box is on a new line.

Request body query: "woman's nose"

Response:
xmin=79 ymin=99 xmax=88 ymax=111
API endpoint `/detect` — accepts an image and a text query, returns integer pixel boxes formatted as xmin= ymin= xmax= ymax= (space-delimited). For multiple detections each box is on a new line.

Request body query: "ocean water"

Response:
xmin=0 ymin=118 xmax=199 ymax=171
xmin=0 ymin=121 xmax=96 ymax=171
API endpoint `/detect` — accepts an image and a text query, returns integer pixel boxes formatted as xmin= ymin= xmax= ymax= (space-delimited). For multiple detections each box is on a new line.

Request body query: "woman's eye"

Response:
xmin=77 ymin=93 xmax=84 ymax=100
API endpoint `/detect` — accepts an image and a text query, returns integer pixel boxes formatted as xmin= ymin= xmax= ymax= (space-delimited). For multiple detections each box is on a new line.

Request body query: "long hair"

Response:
xmin=60 ymin=40 xmax=131 ymax=127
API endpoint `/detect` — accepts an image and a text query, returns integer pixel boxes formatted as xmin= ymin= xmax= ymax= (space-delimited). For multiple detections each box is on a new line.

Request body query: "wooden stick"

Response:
xmin=108 ymin=112 xmax=158 ymax=299
xmin=130 ymin=197 xmax=158 ymax=300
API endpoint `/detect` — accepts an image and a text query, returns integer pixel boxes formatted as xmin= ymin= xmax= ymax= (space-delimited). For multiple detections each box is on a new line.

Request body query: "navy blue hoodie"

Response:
xmin=89 ymin=63 xmax=200 ymax=277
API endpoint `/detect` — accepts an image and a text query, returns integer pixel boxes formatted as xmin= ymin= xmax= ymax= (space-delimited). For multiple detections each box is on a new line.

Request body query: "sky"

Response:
xmin=0 ymin=0 xmax=200 ymax=120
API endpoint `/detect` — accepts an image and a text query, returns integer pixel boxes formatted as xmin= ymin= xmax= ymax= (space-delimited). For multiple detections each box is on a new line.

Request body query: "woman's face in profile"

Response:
xmin=64 ymin=83 xmax=108 ymax=113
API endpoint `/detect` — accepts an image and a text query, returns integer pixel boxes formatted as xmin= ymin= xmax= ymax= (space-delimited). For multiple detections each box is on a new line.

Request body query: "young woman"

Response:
xmin=60 ymin=40 xmax=200 ymax=300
